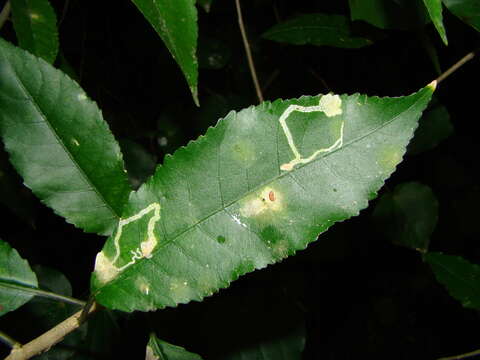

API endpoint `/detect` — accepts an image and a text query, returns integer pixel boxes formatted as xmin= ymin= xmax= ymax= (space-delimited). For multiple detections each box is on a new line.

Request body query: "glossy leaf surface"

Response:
xmin=146 ymin=334 xmax=203 ymax=360
xmin=426 ymin=252 xmax=480 ymax=309
xmin=373 ymin=182 xmax=438 ymax=253
xmin=0 ymin=238 xmax=38 ymax=316
xmin=0 ymin=38 xmax=131 ymax=235
xmin=442 ymin=0 xmax=480 ymax=32
xmin=423 ymin=0 xmax=448 ymax=44
xmin=91 ymin=84 xmax=435 ymax=312
xmin=9 ymin=0 xmax=59 ymax=63
xmin=263 ymin=14 xmax=372 ymax=48
xmin=131 ymin=0 xmax=199 ymax=105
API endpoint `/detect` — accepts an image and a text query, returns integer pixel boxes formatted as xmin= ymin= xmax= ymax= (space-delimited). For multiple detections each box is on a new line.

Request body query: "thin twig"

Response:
xmin=0 ymin=1 xmax=11 ymax=30
xmin=0 ymin=283 xmax=86 ymax=307
xmin=438 ymin=348 xmax=480 ymax=360
xmin=6 ymin=302 xmax=98 ymax=360
xmin=435 ymin=51 xmax=476 ymax=84
xmin=0 ymin=330 xmax=21 ymax=349
xmin=235 ymin=0 xmax=264 ymax=103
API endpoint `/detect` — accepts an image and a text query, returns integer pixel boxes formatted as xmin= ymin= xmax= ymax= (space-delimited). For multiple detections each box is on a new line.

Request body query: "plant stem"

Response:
xmin=0 ymin=283 xmax=86 ymax=307
xmin=435 ymin=51 xmax=476 ymax=84
xmin=0 ymin=330 xmax=21 ymax=349
xmin=235 ymin=0 xmax=264 ymax=103
xmin=438 ymin=348 xmax=480 ymax=360
xmin=5 ymin=302 xmax=98 ymax=360
xmin=0 ymin=1 xmax=11 ymax=30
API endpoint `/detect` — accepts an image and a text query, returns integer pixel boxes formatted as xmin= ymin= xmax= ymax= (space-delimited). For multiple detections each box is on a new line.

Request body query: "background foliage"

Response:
xmin=1 ymin=0 xmax=479 ymax=359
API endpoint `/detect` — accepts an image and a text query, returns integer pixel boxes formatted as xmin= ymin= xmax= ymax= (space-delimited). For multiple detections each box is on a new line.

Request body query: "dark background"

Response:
xmin=1 ymin=0 xmax=480 ymax=359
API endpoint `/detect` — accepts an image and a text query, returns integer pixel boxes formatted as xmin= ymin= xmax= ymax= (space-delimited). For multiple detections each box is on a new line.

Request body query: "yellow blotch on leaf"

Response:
xmin=240 ymin=187 xmax=284 ymax=217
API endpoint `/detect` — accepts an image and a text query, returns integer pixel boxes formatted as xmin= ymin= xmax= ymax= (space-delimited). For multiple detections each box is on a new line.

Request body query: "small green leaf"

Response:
xmin=349 ymin=0 xmax=430 ymax=30
xmin=91 ymin=83 xmax=434 ymax=312
xmin=263 ymin=14 xmax=372 ymax=48
xmin=146 ymin=333 xmax=204 ymax=360
xmin=221 ymin=328 xmax=305 ymax=360
xmin=373 ymin=182 xmax=439 ymax=253
xmin=0 ymin=38 xmax=131 ymax=235
xmin=426 ymin=252 xmax=480 ymax=309
xmin=131 ymin=0 xmax=199 ymax=105
xmin=9 ymin=0 xmax=59 ymax=63
xmin=423 ymin=0 xmax=448 ymax=44
xmin=442 ymin=0 xmax=480 ymax=32
xmin=0 ymin=238 xmax=38 ymax=316
xmin=408 ymin=98 xmax=453 ymax=155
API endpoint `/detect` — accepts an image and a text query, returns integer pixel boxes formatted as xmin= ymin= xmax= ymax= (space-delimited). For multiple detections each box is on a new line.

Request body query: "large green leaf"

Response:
xmin=425 ymin=252 xmax=480 ymax=309
xmin=0 ymin=38 xmax=131 ymax=235
xmin=146 ymin=334 xmax=204 ymax=360
xmin=0 ymin=238 xmax=38 ymax=316
xmin=423 ymin=0 xmax=448 ymax=44
xmin=9 ymin=0 xmax=59 ymax=63
xmin=131 ymin=0 xmax=199 ymax=105
xmin=262 ymin=14 xmax=372 ymax=48
xmin=349 ymin=0 xmax=430 ymax=30
xmin=91 ymin=84 xmax=435 ymax=311
xmin=442 ymin=0 xmax=480 ymax=32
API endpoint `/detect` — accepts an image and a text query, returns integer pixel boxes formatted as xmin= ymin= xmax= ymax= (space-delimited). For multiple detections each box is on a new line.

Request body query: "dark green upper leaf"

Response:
xmin=0 ymin=238 xmax=38 ymax=316
xmin=0 ymin=38 xmax=131 ymax=235
xmin=91 ymin=84 xmax=435 ymax=312
xmin=373 ymin=182 xmax=438 ymax=253
xmin=426 ymin=252 xmax=480 ymax=309
xmin=423 ymin=0 xmax=448 ymax=44
xmin=9 ymin=0 xmax=59 ymax=63
xmin=349 ymin=0 xmax=430 ymax=30
xmin=146 ymin=333 xmax=203 ymax=360
xmin=263 ymin=14 xmax=372 ymax=48
xmin=131 ymin=0 xmax=199 ymax=105
xmin=442 ymin=0 xmax=480 ymax=32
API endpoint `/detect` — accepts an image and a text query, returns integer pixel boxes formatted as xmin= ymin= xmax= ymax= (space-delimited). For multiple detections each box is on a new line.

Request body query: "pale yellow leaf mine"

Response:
xmin=94 ymin=94 xmax=343 ymax=286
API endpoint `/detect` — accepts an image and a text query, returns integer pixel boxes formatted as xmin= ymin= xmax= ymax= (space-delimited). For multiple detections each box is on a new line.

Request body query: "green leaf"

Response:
xmin=372 ymin=182 xmax=439 ymax=253
xmin=0 ymin=38 xmax=131 ymax=235
xmin=408 ymin=98 xmax=453 ymax=155
xmin=221 ymin=328 xmax=305 ymax=360
xmin=423 ymin=0 xmax=448 ymax=44
xmin=442 ymin=0 xmax=480 ymax=32
xmin=425 ymin=252 xmax=480 ymax=309
xmin=0 ymin=238 xmax=38 ymax=316
xmin=9 ymin=0 xmax=59 ymax=63
xmin=131 ymin=0 xmax=199 ymax=105
xmin=349 ymin=0 xmax=430 ymax=30
xmin=262 ymin=14 xmax=372 ymax=48
xmin=91 ymin=83 xmax=435 ymax=312
xmin=146 ymin=333 xmax=204 ymax=360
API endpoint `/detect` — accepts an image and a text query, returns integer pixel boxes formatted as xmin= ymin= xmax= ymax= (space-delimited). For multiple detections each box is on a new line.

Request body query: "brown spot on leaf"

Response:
xmin=269 ymin=191 xmax=276 ymax=202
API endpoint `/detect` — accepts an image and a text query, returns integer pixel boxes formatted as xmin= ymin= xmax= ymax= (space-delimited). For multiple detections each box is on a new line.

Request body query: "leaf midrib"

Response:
xmin=103 ymin=89 xmax=430 ymax=289
xmin=2 ymin=51 xmax=121 ymax=224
